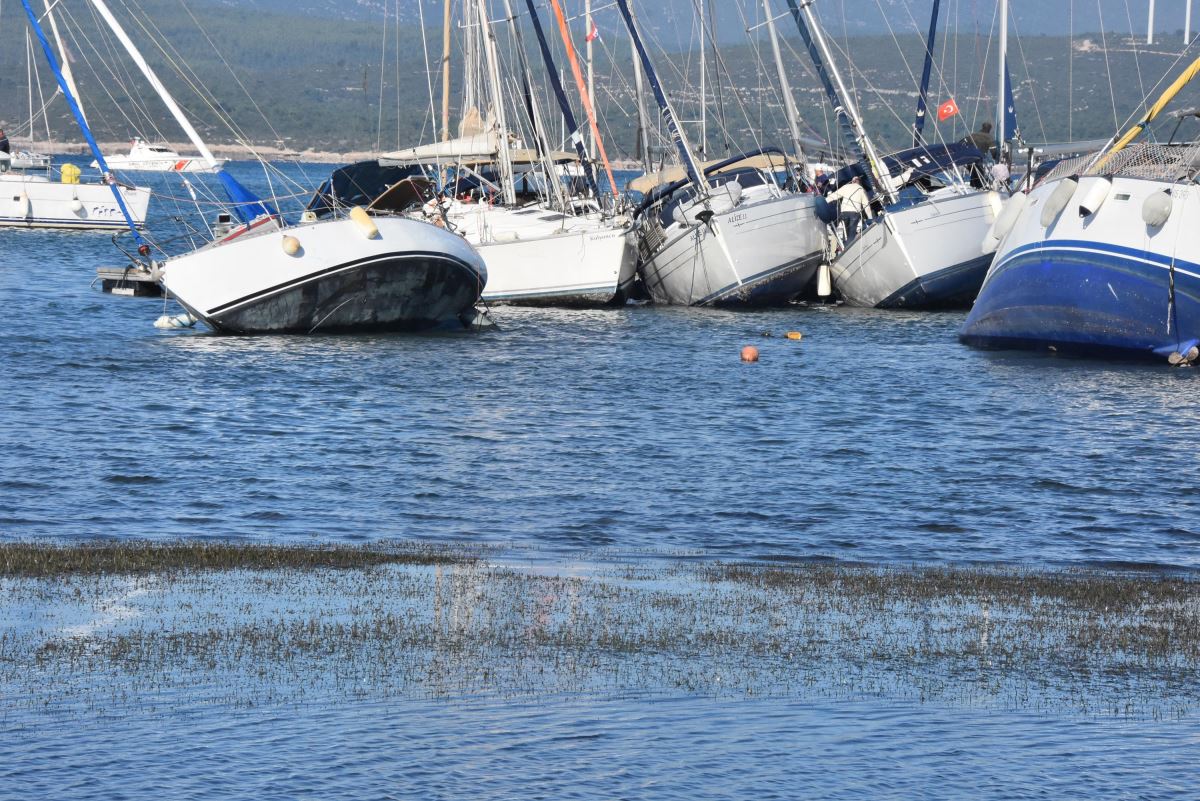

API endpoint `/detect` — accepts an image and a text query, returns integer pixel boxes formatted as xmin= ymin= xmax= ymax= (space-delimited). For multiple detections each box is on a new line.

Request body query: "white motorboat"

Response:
xmin=159 ymin=212 xmax=488 ymax=334
xmin=91 ymin=137 xmax=227 ymax=173
xmin=0 ymin=152 xmax=151 ymax=230
xmin=10 ymin=150 xmax=52 ymax=170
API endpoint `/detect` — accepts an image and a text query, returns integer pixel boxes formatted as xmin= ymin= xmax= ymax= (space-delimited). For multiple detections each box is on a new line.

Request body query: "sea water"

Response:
xmin=1 ymin=160 xmax=1197 ymax=799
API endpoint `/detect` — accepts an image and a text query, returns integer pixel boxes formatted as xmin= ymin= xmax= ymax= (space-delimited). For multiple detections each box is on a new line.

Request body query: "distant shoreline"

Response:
xmin=16 ymin=140 xmax=646 ymax=170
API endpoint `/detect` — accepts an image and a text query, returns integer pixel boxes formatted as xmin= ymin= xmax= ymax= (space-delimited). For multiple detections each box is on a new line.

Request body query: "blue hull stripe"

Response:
xmin=961 ymin=239 xmax=1200 ymax=357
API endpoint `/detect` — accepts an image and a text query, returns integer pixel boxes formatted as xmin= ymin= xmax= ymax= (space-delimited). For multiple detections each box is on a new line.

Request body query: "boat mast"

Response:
xmin=913 ymin=0 xmax=940 ymax=147
xmin=476 ymin=0 xmax=516 ymax=205
xmin=784 ymin=0 xmax=895 ymax=203
xmin=497 ymin=0 xmax=570 ymax=212
xmin=44 ymin=0 xmax=86 ymax=124
xmin=997 ymin=0 xmax=1007 ymax=159
xmin=19 ymin=0 xmax=148 ymax=250
xmin=698 ymin=0 xmax=707 ymax=158
xmin=585 ymin=0 xmax=596 ymax=160
xmin=630 ymin=7 xmax=652 ymax=172
xmin=614 ymin=0 xmax=704 ymax=192
xmin=547 ymin=0 xmax=619 ymax=200
xmin=520 ymin=0 xmax=604 ymax=202
xmin=441 ymin=0 xmax=452 ymax=141
xmin=762 ymin=0 xmax=809 ymax=176
xmin=86 ymin=0 xmax=220 ymax=170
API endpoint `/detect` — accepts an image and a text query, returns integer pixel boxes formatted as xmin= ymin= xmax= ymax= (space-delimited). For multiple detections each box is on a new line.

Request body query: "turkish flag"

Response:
xmin=585 ymin=19 xmax=600 ymax=42
xmin=937 ymin=98 xmax=959 ymax=122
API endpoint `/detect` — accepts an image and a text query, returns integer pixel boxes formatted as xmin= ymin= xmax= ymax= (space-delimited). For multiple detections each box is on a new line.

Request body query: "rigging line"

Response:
xmin=1095 ymin=0 xmax=1120 ymax=134
xmin=81 ymin=1 xmax=167 ymax=142
xmin=1119 ymin=0 xmax=1147 ymax=106
xmin=376 ymin=0 xmax=389 ymax=153
xmin=966 ymin=2 xmax=998 ymax=134
xmin=694 ymin=5 xmax=765 ymax=156
xmin=56 ymin=9 xmax=152 ymax=142
xmin=1007 ymin=12 xmax=1048 ymax=145
xmin=1068 ymin=0 xmax=1073 ymax=141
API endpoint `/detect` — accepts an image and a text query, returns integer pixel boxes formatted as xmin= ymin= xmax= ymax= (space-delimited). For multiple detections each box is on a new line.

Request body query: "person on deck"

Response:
xmin=967 ymin=122 xmax=996 ymax=157
xmin=828 ymin=175 xmax=873 ymax=239
xmin=0 ymin=129 xmax=10 ymax=154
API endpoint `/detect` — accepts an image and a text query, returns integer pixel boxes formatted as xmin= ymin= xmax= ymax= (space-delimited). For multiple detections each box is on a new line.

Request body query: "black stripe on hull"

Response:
xmin=194 ymin=252 xmax=484 ymax=335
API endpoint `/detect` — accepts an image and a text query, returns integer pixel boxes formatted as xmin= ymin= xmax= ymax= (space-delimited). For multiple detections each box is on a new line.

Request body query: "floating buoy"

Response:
xmin=349 ymin=205 xmax=380 ymax=239
xmin=740 ymin=345 xmax=759 ymax=362
xmin=281 ymin=235 xmax=301 ymax=256
xmin=1142 ymin=190 xmax=1173 ymax=227
xmin=1039 ymin=176 xmax=1079 ymax=228
xmin=817 ymin=262 xmax=832 ymax=297
xmin=1076 ymin=175 xmax=1113 ymax=217
xmin=786 ymin=331 xmax=803 ymax=341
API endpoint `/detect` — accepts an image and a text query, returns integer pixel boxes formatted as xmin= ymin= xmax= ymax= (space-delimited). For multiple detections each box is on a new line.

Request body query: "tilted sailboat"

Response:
xmin=2 ymin=2 xmax=151 ymax=231
xmin=618 ymin=0 xmax=827 ymax=306
xmin=21 ymin=0 xmax=487 ymax=334
xmin=960 ymin=55 xmax=1200 ymax=363
xmin=784 ymin=0 xmax=1002 ymax=309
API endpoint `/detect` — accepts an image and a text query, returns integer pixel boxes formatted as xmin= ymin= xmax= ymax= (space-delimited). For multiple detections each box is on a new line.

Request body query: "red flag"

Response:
xmin=585 ymin=19 xmax=600 ymax=42
xmin=936 ymin=98 xmax=959 ymax=122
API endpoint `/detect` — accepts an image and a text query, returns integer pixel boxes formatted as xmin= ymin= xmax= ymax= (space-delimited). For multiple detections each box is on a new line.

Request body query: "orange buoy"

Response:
xmin=785 ymin=331 xmax=803 ymax=341
xmin=740 ymin=345 xmax=759 ymax=362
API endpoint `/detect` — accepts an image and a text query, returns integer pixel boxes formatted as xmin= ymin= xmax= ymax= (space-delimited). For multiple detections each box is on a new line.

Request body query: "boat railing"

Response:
xmin=1041 ymin=142 xmax=1200 ymax=185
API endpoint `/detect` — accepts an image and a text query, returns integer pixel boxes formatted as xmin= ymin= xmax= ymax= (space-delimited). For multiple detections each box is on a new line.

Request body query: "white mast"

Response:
xmin=698 ymin=0 xmax=707 ymax=158
xmin=997 ymin=0 xmax=1007 ymax=154
xmin=631 ymin=8 xmax=651 ymax=171
xmin=1187 ymin=0 xmax=1193 ymax=44
xmin=1148 ymin=0 xmax=1156 ymax=45
xmin=763 ymin=0 xmax=808 ymax=176
xmin=441 ymin=0 xmax=453 ymax=141
xmin=476 ymin=0 xmax=516 ymax=205
xmin=86 ymin=0 xmax=219 ymax=168
xmin=585 ymin=0 xmax=596 ymax=159
xmin=44 ymin=0 xmax=86 ymax=123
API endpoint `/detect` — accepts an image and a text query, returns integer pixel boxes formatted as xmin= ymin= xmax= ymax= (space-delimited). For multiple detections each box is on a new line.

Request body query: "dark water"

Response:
xmin=2 ymin=161 xmax=1198 ymax=799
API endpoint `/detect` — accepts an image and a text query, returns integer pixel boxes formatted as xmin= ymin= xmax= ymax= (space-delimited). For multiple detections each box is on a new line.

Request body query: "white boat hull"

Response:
xmin=441 ymin=203 xmax=637 ymax=305
xmin=94 ymin=155 xmax=227 ymax=173
xmin=0 ymin=174 xmax=151 ymax=230
xmin=636 ymin=190 xmax=825 ymax=306
xmin=160 ymin=216 xmax=487 ymax=334
xmin=830 ymin=189 xmax=997 ymax=309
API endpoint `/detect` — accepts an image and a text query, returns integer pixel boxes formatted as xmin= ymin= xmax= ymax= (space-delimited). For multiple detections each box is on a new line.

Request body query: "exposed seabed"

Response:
xmin=2 ymin=541 xmax=1197 ymax=720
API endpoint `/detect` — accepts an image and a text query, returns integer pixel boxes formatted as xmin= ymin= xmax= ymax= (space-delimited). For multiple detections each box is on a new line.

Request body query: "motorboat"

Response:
xmin=159 ymin=210 xmax=489 ymax=334
xmin=91 ymin=137 xmax=227 ymax=173
xmin=10 ymin=150 xmax=52 ymax=170
xmin=0 ymin=151 xmax=151 ymax=230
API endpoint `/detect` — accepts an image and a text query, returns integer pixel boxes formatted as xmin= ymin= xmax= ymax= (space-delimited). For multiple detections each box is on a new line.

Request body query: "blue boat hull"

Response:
xmin=960 ymin=240 xmax=1200 ymax=359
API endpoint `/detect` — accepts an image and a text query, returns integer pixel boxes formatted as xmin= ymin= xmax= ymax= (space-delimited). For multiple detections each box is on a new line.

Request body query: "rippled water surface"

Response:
xmin=2 ymin=161 xmax=1198 ymax=799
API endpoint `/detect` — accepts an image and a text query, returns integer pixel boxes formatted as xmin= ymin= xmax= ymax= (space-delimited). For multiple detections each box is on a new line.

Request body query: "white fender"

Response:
xmin=349 ymin=205 xmax=380 ymax=239
xmin=983 ymin=192 xmax=1028 ymax=253
xmin=70 ymin=197 xmax=85 ymax=214
xmin=816 ymin=263 xmax=832 ymax=297
xmin=985 ymin=190 xmax=1003 ymax=217
xmin=1076 ymin=175 xmax=1112 ymax=217
xmin=1141 ymin=190 xmax=1174 ymax=227
xmin=281 ymin=235 xmax=301 ymax=256
xmin=1039 ymin=177 xmax=1078 ymax=228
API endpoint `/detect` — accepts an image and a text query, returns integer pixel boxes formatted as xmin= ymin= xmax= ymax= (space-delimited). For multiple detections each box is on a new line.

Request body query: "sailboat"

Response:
xmin=1 ymin=4 xmax=151 ymax=231
xmin=960 ymin=56 xmax=1200 ymax=364
xmin=784 ymin=0 xmax=1002 ymax=309
xmin=20 ymin=0 xmax=487 ymax=334
xmin=618 ymin=0 xmax=827 ymax=306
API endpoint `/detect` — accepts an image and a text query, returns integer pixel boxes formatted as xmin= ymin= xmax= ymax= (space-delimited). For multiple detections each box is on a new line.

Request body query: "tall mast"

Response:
xmin=913 ymin=0 xmax=940 ymax=146
xmin=1187 ymin=0 xmax=1193 ymax=44
xmin=441 ymin=0 xmax=452 ymax=141
xmin=476 ymin=0 xmax=516 ymax=205
xmin=615 ymin=0 xmax=704 ymax=192
xmin=44 ymin=0 xmax=86 ymax=123
xmin=997 ymin=0 xmax=1007 ymax=156
xmin=630 ymin=7 xmax=652 ymax=172
xmin=762 ymin=0 xmax=808 ymax=175
xmin=547 ymin=0 xmax=619 ymax=200
xmin=86 ymin=0 xmax=219 ymax=169
xmin=698 ymin=0 xmax=707 ymax=158
xmin=784 ymin=0 xmax=895 ymax=203
xmin=19 ymin=0 xmax=148 ymax=249
xmin=585 ymin=0 xmax=596 ymax=159
xmin=520 ymin=0 xmax=603 ymax=202
xmin=1148 ymin=0 xmax=1156 ymax=46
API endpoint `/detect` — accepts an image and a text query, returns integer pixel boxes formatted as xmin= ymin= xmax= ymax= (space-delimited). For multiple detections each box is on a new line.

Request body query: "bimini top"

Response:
xmin=306 ymin=160 xmax=428 ymax=217
xmin=628 ymin=150 xmax=799 ymax=195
